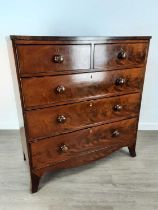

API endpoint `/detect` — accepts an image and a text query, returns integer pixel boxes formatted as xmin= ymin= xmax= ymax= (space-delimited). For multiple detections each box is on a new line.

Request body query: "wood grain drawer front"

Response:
xmin=94 ymin=42 xmax=148 ymax=70
xmin=21 ymin=68 xmax=144 ymax=109
xmin=17 ymin=45 xmax=91 ymax=74
xmin=26 ymin=93 xmax=141 ymax=140
xmin=31 ymin=118 xmax=137 ymax=169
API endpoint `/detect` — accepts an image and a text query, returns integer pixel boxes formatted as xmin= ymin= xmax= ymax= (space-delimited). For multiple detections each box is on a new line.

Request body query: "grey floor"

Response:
xmin=0 ymin=131 xmax=158 ymax=210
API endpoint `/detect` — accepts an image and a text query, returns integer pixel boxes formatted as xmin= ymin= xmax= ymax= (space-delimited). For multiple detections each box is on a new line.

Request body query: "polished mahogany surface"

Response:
xmin=21 ymin=68 xmax=144 ymax=109
xmin=11 ymin=35 xmax=151 ymax=193
xmin=94 ymin=43 xmax=148 ymax=70
xmin=11 ymin=35 xmax=151 ymax=41
xmin=17 ymin=45 xmax=91 ymax=74
xmin=31 ymin=118 xmax=137 ymax=169
xmin=26 ymin=93 xmax=140 ymax=140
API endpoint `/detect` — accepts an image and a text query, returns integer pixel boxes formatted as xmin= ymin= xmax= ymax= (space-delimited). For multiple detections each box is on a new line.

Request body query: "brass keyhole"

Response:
xmin=56 ymin=48 xmax=60 ymax=53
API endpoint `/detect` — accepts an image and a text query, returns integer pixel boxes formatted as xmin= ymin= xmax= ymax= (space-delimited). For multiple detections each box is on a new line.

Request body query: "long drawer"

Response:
xmin=25 ymin=93 xmax=141 ymax=140
xmin=21 ymin=68 xmax=144 ymax=109
xmin=94 ymin=42 xmax=148 ymax=70
xmin=31 ymin=118 xmax=137 ymax=169
xmin=17 ymin=44 xmax=91 ymax=74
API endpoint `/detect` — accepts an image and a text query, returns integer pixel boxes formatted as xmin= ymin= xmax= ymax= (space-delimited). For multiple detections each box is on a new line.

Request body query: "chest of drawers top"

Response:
xmin=11 ymin=35 xmax=150 ymax=76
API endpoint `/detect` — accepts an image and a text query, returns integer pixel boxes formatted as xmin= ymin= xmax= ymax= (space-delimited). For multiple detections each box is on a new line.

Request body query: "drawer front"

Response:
xmin=17 ymin=45 xmax=91 ymax=74
xmin=94 ymin=42 xmax=148 ymax=70
xmin=21 ymin=68 xmax=144 ymax=109
xmin=26 ymin=93 xmax=141 ymax=140
xmin=31 ymin=118 xmax=137 ymax=169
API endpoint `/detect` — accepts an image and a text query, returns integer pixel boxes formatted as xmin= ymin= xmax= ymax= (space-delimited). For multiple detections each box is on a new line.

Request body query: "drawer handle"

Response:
xmin=56 ymin=85 xmax=65 ymax=93
xmin=60 ymin=144 xmax=69 ymax=152
xmin=53 ymin=55 xmax=64 ymax=63
xmin=112 ymin=130 xmax=120 ymax=137
xmin=115 ymin=78 xmax=126 ymax=86
xmin=57 ymin=115 xmax=66 ymax=123
xmin=117 ymin=48 xmax=127 ymax=59
xmin=114 ymin=104 xmax=122 ymax=111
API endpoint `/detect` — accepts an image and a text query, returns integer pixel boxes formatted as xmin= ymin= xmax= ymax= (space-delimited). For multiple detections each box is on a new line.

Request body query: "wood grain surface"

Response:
xmin=94 ymin=42 xmax=148 ymax=70
xmin=31 ymin=118 xmax=137 ymax=169
xmin=17 ymin=44 xmax=91 ymax=74
xmin=25 ymin=93 xmax=140 ymax=140
xmin=21 ymin=68 xmax=144 ymax=109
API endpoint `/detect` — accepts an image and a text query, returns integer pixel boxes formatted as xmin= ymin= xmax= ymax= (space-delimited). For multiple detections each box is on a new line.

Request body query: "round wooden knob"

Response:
xmin=53 ymin=55 xmax=64 ymax=63
xmin=115 ymin=78 xmax=126 ymax=86
xmin=112 ymin=130 xmax=120 ymax=137
xmin=60 ymin=144 xmax=68 ymax=152
xmin=57 ymin=115 xmax=66 ymax=123
xmin=114 ymin=104 xmax=122 ymax=111
xmin=117 ymin=49 xmax=127 ymax=59
xmin=56 ymin=85 xmax=65 ymax=93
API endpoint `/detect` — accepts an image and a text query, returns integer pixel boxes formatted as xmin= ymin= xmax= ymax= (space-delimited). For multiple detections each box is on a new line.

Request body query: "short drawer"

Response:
xmin=94 ymin=42 xmax=148 ymax=70
xmin=25 ymin=93 xmax=141 ymax=140
xmin=17 ymin=44 xmax=91 ymax=74
xmin=21 ymin=68 xmax=144 ymax=109
xmin=31 ymin=118 xmax=137 ymax=169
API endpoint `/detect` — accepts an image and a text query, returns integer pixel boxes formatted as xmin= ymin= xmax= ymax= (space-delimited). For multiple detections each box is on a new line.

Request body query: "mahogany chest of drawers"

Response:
xmin=11 ymin=35 xmax=151 ymax=193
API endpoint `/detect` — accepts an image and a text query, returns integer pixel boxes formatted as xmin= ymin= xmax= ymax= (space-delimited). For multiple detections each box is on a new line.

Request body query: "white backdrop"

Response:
xmin=0 ymin=0 xmax=157 ymax=129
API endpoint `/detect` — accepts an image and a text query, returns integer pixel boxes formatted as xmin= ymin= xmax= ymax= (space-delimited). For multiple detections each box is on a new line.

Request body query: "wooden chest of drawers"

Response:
xmin=11 ymin=35 xmax=151 ymax=193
